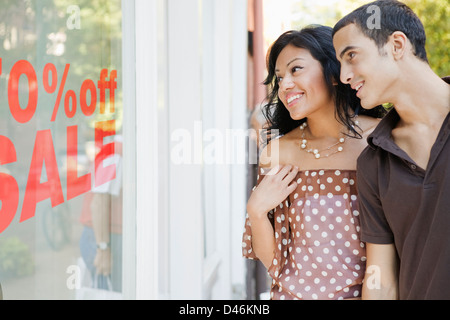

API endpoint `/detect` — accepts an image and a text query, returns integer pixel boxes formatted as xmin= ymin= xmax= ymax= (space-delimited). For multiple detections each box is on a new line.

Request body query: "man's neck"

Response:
xmin=391 ymin=63 xmax=450 ymax=127
xmin=387 ymin=64 xmax=449 ymax=169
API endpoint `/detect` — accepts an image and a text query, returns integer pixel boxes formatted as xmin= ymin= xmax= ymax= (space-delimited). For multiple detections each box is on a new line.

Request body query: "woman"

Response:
xmin=242 ymin=25 xmax=386 ymax=300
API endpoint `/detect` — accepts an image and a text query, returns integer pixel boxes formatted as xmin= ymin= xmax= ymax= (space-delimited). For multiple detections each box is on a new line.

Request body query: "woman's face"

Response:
xmin=275 ymin=44 xmax=334 ymax=120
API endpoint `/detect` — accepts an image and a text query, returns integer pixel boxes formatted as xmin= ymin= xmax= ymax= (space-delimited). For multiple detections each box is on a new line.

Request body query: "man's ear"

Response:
xmin=389 ymin=31 xmax=408 ymax=60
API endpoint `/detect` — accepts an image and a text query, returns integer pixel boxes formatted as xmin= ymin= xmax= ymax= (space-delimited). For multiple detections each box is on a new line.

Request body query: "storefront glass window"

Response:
xmin=0 ymin=0 xmax=123 ymax=299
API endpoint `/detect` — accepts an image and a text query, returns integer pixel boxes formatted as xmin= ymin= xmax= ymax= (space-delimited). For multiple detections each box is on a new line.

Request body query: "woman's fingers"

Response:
xmin=283 ymin=166 xmax=298 ymax=197
xmin=284 ymin=182 xmax=298 ymax=199
xmin=248 ymin=164 xmax=300 ymax=217
xmin=264 ymin=165 xmax=299 ymax=186
xmin=277 ymin=165 xmax=292 ymax=180
xmin=283 ymin=165 xmax=299 ymax=183
xmin=266 ymin=164 xmax=282 ymax=176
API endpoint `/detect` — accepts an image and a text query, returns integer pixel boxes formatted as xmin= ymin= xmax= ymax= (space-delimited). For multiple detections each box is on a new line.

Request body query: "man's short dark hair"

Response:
xmin=333 ymin=0 xmax=428 ymax=63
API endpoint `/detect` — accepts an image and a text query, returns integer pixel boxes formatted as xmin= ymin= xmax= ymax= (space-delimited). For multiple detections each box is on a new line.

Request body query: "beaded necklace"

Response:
xmin=298 ymin=122 xmax=346 ymax=159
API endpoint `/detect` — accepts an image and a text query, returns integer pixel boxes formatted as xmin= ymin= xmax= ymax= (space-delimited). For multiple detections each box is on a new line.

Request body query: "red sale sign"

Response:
xmin=0 ymin=57 xmax=119 ymax=233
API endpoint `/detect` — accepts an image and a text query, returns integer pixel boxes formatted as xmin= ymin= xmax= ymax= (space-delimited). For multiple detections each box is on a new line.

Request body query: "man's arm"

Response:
xmin=362 ymin=243 xmax=399 ymax=300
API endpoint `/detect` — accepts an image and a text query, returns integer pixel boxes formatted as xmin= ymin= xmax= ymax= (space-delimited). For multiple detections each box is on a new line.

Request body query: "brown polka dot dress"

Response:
xmin=242 ymin=168 xmax=366 ymax=300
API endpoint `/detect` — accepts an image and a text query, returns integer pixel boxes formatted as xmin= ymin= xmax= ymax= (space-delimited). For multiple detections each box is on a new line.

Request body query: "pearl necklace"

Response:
xmin=299 ymin=122 xmax=345 ymax=159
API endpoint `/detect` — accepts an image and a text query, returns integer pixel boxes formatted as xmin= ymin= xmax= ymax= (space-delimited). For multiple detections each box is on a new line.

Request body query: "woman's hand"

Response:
xmin=247 ymin=164 xmax=299 ymax=219
xmin=245 ymin=164 xmax=298 ymax=268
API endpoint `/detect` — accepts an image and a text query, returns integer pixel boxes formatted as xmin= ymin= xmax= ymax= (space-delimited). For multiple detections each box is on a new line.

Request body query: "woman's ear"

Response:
xmin=331 ymin=76 xmax=338 ymax=86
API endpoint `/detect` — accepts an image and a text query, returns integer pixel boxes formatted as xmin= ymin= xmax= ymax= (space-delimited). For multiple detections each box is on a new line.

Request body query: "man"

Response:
xmin=332 ymin=0 xmax=450 ymax=299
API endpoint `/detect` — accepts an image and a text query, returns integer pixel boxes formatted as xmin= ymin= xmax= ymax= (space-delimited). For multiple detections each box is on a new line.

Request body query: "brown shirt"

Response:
xmin=357 ymin=77 xmax=450 ymax=299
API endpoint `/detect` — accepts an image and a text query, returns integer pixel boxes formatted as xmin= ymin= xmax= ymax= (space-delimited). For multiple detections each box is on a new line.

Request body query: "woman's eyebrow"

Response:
xmin=275 ymin=57 xmax=305 ymax=72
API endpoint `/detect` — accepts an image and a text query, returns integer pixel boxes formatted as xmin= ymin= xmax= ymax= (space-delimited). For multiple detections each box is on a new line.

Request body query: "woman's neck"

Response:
xmin=305 ymin=110 xmax=348 ymax=140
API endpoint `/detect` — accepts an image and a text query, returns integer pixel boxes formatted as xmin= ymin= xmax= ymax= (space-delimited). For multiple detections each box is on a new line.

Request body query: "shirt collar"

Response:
xmin=367 ymin=107 xmax=399 ymax=149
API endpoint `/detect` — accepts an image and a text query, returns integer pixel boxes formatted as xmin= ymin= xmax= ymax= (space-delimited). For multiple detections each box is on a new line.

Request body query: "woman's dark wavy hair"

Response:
xmin=262 ymin=25 xmax=386 ymax=144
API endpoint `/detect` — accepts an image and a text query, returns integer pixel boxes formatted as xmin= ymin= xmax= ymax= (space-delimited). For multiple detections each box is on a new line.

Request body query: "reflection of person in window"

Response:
xmin=79 ymin=135 xmax=123 ymax=292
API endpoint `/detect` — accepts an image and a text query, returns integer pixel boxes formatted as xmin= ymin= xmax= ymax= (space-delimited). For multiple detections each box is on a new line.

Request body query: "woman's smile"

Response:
xmin=286 ymin=92 xmax=305 ymax=108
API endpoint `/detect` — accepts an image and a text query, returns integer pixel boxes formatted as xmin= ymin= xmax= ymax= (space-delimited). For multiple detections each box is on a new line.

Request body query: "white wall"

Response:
xmin=167 ymin=0 xmax=204 ymax=299
xmin=124 ymin=0 xmax=248 ymax=299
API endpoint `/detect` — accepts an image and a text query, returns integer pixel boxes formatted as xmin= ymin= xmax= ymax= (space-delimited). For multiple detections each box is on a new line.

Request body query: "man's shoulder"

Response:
xmin=356 ymin=142 xmax=381 ymax=182
xmin=357 ymin=143 xmax=377 ymax=166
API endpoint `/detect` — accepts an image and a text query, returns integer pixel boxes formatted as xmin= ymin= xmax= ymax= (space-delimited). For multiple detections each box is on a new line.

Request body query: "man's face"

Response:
xmin=333 ymin=23 xmax=396 ymax=109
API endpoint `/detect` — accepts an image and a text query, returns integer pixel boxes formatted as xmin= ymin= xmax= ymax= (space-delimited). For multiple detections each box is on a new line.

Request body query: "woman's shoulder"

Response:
xmin=259 ymin=127 xmax=301 ymax=168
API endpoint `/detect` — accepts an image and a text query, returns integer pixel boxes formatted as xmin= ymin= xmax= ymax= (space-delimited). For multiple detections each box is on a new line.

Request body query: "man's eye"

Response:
xmin=348 ymin=52 xmax=356 ymax=60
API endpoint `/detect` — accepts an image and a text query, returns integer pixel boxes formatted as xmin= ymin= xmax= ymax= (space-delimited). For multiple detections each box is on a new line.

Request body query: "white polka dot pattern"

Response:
xmin=243 ymin=169 xmax=366 ymax=300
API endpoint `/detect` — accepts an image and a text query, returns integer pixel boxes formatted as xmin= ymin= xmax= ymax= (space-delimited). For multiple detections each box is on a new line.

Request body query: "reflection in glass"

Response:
xmin=0 ymin=0 xmax=123 ymax=299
